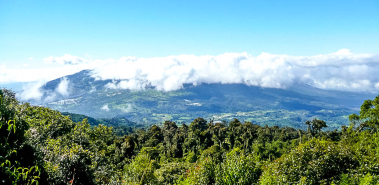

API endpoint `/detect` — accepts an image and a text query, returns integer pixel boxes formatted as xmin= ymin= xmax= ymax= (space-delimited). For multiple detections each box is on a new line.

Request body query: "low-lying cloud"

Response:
xmin=18 ymin=81 xmax=45 ymax=101
xmin=17 ymin=77 xmax=71 ymax=102
xmin=56 ymin=77 xmax=70 ymax=96
xmin=119 ymin=104 xmax=133 ymax=113
xmin=101 ymin=104 xmax=110 ymax=112
xmin=89 ymin=50 xmax=379 ymax=92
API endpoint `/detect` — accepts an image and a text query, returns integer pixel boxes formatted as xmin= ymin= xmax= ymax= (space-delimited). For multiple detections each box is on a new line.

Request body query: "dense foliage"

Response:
xmin=0 ymin=89 xmax=40 ymax=184
xmin=1 ymin=88 xmax=379 ymax=184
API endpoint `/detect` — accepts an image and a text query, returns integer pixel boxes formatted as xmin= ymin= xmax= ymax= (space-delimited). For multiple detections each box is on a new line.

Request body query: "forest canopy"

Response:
xmin=1 ymin=88 xmax=379 ymax=184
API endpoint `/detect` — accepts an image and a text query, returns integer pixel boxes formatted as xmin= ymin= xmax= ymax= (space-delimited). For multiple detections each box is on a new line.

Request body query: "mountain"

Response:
xmin=29 ymin=70 xmax=377 ymax=130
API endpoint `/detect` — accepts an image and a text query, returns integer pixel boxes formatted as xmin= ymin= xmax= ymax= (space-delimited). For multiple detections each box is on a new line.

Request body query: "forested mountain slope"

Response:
xmin=22 ymin=70 xmax=376 ymax=130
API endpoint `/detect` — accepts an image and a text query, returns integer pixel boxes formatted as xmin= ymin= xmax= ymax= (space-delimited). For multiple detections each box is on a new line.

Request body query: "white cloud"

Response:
xmin=105 ymin=80 xmax=149 ymax=90
xmin=17 ymin=81 xmax=45 ymax=101
xmin=0 ymin=65 xmax=85 ymax=84
xmin=56 ymin=77 xmax=70 ymax=96
xmin=89 ymin=86 xmax=96 ymax=93
xmin=44 ymin=54 xmax=88 ymax=65
xmin=101 ymin=104 xmax=110 ymax=111
xmin=17 ymin=77 xmax=71 ymax=103
xmin=28 ymin=57 xmax=33 ymax=60
xmin=4 ymin=50 xmax=379 ymax=93
xmin=87 ymin=50 xmax=379 ymax=92
xmin=91 ymin=52 xmax=296 ymax=91
xmin=44 ymin=93 xmax=57 ymax=103
xmin=119 ymin=104 xmax=133 ymax=113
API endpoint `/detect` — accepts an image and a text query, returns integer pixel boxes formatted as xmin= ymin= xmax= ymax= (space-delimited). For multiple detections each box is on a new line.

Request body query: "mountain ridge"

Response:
xmin=22 ymin=70 xmax=377 ymax=129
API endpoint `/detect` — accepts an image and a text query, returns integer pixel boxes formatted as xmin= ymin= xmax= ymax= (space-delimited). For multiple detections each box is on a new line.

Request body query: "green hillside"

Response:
xmin=32 ymin=70 xmax=376 ymax=130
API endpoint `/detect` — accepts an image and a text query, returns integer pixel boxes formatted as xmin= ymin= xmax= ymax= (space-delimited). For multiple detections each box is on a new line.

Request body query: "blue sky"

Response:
xmin=1 ymin=0 xmax=378 ymax=67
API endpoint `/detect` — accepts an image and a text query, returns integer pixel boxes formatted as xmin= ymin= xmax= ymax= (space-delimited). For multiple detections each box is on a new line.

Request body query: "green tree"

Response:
xmin=351 ymin=95 xmax=379 ymax=131
xmin=215 ymin=148 xmax=261 ymax=185
xmin=259 ymin=139 xmax=358 ymax=185
xmin=228 ymin=118 xmax=242 ymax=149
xmin=122 ymin=153 xmax=158 ymax=185
xmin=0 ymin=89 xmax=40 ymax=184
xmin=305 ymin=119 xmax=327 ymax=136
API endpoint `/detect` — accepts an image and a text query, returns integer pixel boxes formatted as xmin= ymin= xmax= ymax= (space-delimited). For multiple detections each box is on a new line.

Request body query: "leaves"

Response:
xmin=0 ymin=89 xmax=40 ymax=184
xmin=2 ymin=88 xmax=379 ymax=185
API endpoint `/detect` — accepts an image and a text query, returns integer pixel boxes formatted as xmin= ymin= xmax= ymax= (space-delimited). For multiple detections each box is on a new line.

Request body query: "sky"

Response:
xmin=1 ymin=0 xmax=379 ymax=95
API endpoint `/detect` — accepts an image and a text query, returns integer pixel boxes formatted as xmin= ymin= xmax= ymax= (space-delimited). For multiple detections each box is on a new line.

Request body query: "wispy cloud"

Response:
xmin=56 ymin=77 xmax=70 ymax=96
xmin=44 ymin=54 xmax=88 ymax=65
xmin=119 ymin=104 xmax=133 ymax=113
xmin=17 ymin=81 xmax=45 ymax=101
xmin=17 ymin=77 xmax=71 ymax=102
xmin=101 ymin=104 xmax=110 ymax=111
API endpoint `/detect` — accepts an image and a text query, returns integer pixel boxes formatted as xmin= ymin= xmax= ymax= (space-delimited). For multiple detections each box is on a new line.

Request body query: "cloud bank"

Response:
xmin=88 ymin=49 xmax=379 ymax=92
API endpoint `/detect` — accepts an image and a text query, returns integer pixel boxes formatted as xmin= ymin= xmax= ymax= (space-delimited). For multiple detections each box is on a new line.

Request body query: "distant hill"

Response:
xmin=27 ymin=70 xmax=376 ymax=130
xmin=61 ymin=111 xmax=145 ymax=136
xmin=61 ymin=111 xmax=141 ymax=127
xmin=61 ymin=112 xmax=99 ymax=125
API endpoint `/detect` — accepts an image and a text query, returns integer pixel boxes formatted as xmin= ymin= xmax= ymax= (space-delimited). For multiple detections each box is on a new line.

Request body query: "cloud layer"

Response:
xmin=4 ymin=50 xmax=379 ymax=98
xmin=89 ymin=49 xmax=379 ymax=92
